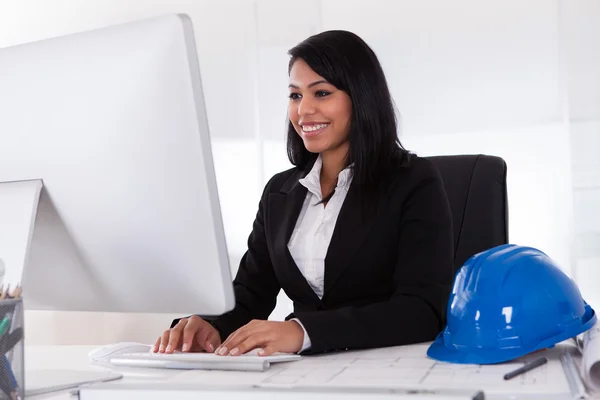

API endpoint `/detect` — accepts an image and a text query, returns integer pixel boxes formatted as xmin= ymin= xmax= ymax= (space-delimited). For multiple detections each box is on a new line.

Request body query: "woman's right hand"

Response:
xmin=153 ymin=315 xmax=221 ymax=354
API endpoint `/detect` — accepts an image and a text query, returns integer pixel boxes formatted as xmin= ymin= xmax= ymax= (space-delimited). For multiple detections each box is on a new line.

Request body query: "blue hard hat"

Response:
xmin=427 ymin=244 xmax=596 ymax=364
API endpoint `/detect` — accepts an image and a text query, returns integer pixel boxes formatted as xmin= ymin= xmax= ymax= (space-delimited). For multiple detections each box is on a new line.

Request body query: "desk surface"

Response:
xmin=23 ymin=343 xmax=597 ymax=400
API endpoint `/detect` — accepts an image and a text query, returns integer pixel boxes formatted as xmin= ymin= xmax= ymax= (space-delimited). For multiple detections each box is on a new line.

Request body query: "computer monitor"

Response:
xmin=0 ymin=14 xmax=235 ymax=316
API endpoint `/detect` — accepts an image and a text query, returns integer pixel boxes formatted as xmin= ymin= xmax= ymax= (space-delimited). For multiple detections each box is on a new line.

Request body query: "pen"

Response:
xmin=0 ymin=328 xmax=24 ymax=355
xmin=0 ymin=285 xmax=21 ymax=300
xmin=0 ymin=317 xmax=9 ymax=336
xmin=503 ymin=357 xmax=547 ymax=380
xmin=0 ymin=355 xmax=20 ymax=400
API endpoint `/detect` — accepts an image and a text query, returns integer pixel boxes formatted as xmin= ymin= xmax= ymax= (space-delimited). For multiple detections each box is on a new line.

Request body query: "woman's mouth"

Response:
xmin=301 ymin=123 xmax=330 ymax=137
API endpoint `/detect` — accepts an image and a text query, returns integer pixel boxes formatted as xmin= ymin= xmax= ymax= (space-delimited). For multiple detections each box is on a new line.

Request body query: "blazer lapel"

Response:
xmin=323 ymin=184 xmax=379 ymax=298
xmin=267 ymin=169 xmax=322 ymax=306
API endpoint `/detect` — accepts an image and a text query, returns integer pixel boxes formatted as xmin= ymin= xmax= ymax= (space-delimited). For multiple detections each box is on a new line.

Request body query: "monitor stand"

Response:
xmin=0 ymin=180 xmax=124 ymax=395
xmin=0 ymin=179 xmax=43 ymax=291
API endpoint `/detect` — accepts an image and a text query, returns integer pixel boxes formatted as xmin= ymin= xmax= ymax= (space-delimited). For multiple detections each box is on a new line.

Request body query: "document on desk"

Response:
xmin=110 ymin=351 xmax=301 ymax=372
xmin=575 ymin=321 xmax=600 ymax=393
xmin=168 ymin=343 xmax=573 ymax=397
xmin=79 ymin=382 xmax=483 ymax=400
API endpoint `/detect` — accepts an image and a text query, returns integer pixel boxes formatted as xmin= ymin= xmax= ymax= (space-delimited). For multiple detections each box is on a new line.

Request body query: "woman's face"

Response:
xmin=288 ymin=59 xmax=352 ymax=156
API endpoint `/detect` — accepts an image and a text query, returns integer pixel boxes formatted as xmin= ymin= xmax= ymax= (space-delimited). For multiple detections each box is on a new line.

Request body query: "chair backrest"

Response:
xmin=425 ymin=154 xmax=509 ymax=275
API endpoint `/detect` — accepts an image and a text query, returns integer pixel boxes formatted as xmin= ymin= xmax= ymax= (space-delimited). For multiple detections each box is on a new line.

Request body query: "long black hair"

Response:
xmin=287 ymin=30 xmax=408 ymax=207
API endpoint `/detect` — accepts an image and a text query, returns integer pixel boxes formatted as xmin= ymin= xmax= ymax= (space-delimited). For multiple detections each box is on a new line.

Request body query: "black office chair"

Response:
xmin=426 ymin=154 xmax=509 ymax=275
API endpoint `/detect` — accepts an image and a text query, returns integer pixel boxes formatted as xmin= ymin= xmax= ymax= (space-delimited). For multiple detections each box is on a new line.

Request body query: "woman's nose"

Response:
xmin=297 ymin=97 xmax=316 ymax=116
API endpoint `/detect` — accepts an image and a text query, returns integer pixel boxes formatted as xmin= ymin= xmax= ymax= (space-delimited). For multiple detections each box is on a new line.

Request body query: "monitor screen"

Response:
xmin=0 ymin=14 xmax=234 ymax=316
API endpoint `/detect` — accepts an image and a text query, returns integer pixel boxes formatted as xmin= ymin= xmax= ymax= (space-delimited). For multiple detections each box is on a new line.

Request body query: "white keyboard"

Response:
xmin=110 ymin=351 xmax=301 ymax=372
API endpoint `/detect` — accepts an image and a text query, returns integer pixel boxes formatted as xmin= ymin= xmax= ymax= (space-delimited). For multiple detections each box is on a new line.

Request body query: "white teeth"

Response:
xmin=302 ymin=123 xmax=329 ymax=132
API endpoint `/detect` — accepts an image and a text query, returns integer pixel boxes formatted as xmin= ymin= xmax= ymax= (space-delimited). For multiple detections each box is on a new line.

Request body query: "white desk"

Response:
xmin=25 ymin=345 xmax=182 ymax=399
xmin=23 ymin=343 xmax=596 ymax=400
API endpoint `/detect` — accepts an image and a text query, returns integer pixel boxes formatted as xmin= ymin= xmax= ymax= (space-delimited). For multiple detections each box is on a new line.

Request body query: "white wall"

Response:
xmin=0 ymin=0 xmax=597 ymax=344
xmin=563 ymin=0 xmax=600 ymax=310
xmin=403 ymin=124 xmax=574 ymax=271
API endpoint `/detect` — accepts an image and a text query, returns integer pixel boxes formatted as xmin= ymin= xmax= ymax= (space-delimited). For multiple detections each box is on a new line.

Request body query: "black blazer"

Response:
xmin=188 ymin=154 xmax=454 ymax=354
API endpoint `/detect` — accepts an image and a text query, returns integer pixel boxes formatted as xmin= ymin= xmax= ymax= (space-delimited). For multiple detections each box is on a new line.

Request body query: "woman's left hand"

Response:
xmin=215 ymin=320 xmax=304 ymax=356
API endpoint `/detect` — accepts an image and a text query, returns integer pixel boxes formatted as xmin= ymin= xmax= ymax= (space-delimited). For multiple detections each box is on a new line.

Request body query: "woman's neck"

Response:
xmin=320 ymin=147 xmax=348 ymax=182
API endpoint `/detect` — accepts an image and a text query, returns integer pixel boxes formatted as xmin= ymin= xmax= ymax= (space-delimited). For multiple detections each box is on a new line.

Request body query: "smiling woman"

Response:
xmin=157 ymin=30 xmax=454 ymax=357
xmin=288 ymin=62 xmax=352 ymax=153
xmin=287 ymin=59 xmax=353 ymax=203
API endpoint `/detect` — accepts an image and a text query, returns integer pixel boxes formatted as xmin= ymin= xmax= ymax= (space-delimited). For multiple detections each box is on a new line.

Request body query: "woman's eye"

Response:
xmin=315 ymin=90 xmax=331 ymax=97
xmin=288 ymin=93 xmax=301 ymax=100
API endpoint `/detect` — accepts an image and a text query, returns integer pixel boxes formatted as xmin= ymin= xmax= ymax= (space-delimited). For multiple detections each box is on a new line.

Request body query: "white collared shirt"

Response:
xmin=288 ymin=155 xmax=353 ymax=351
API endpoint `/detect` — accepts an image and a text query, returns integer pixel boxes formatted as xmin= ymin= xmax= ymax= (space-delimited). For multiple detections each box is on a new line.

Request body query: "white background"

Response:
xmin=0 ymin=0 xmax=598 ymax=345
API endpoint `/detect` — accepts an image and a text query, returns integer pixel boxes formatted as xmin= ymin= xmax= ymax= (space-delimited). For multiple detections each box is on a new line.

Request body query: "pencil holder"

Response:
xmin=0 ymin=298 xmax=23 ymax=400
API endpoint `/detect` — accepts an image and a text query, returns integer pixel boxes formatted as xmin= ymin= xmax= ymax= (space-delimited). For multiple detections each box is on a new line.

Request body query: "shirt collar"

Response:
xmin=298 ymin=155 xmax=353 ymax=198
